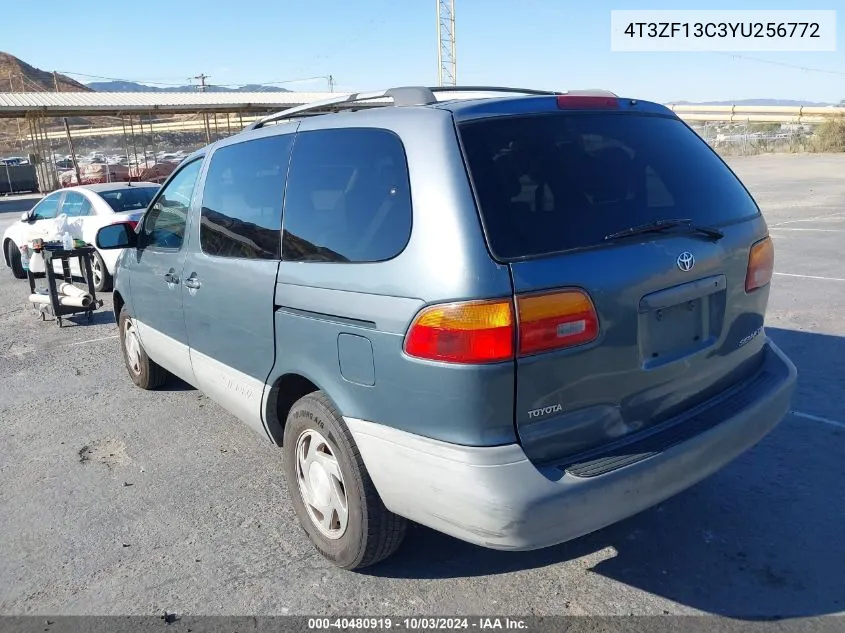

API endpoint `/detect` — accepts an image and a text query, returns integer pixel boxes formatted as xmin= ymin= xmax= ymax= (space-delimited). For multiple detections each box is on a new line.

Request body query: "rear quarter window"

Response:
xmin=281 ymin=128 xmax=412 ymax=263
xmin=459 ymin=113 xmax=760 ymax=260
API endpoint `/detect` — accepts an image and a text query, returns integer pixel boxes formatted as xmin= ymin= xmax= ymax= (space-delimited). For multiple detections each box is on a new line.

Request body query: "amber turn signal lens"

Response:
xmin=746 ymin=236 xmax=774 ymax=292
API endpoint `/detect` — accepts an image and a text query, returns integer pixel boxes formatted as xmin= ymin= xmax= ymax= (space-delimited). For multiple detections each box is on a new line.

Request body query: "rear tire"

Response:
xmin=6 ymin=240 xmax=26 ymax=279
xmin=87 ymin=250 xmax=112 ymax=293
xmin=118 ymin=305 xmax=169 ymax=390
xmin=283 ymin=392 xmax=407 ymax=570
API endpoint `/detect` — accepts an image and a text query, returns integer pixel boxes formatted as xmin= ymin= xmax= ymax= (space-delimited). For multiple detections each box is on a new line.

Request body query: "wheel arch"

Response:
xmin=112 ymin=290 xmax=125 ymax=322
xmin=264 ymin=372 xmax=345 ymax=446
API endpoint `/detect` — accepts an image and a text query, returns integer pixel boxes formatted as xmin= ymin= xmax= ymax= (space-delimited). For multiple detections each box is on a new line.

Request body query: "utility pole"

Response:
xmin=437 ymin=0 xmax=456 ymax=86
xmin=54 ymin=71 xmax=82 ymax=187
xmin=194 ymin=73 xmax=211 ymax=142
xmin=10 ymin=74 xmax=25 ymax=152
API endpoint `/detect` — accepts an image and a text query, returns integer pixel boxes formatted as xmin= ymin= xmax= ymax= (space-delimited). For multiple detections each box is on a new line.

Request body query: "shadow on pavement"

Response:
xmin=367 ymin=327 xmax=845 ymax=619
xmin=62 ymin=310 xmax=116 ymax=327
xmin=157 ymin=376 xmax=196 ymax=392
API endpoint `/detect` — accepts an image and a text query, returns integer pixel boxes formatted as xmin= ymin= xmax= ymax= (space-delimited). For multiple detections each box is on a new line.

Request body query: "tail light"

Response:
xmin=746 ymin=236 xmax=774 ymax=292
xmin=125 ymin=220 xmax=139 ymax=231
xmin=404 ymin=299 xmax=514 ymax=364
xmin=517 ymin=290 xmax=599 ymax=355
xmin=404 ymin=290 xmax=600 ymax=364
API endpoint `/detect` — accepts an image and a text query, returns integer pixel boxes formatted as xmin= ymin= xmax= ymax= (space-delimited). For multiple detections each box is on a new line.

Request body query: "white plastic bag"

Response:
xmin=50 ymin=213 xmax=69 ymax=241
xmin=65 ymin=216 xmax=84 ymax=239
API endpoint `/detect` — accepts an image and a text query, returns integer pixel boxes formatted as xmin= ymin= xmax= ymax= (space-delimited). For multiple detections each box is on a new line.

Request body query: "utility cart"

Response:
xmin=27 ymin=244 xmax=104 ymax=327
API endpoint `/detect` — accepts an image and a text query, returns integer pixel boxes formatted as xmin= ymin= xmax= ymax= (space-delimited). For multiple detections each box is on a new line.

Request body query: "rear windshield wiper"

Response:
xmin=605 ymin=218 xmax=724 ymax=241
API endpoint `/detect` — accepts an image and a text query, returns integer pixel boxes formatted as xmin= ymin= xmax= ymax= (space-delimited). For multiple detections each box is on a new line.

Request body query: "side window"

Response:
xmin=200 ymin=134 xmax=292 ymax=259
xmin=31 ymin=193 xmax=62 ymax=220
xmin=61 ymin=192 xmax=93 ymax=218
xmin=142 ymin=159 xmax=203 ymax=250
xmin=282 ymin=128 xmax=412 ymax=263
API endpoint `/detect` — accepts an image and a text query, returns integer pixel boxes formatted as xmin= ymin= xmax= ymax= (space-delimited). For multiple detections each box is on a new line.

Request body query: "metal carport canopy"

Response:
xmin=0 ymin=91 xmax=344 ymax=118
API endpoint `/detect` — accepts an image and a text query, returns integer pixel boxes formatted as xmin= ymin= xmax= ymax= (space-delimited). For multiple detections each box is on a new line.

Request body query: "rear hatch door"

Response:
xmin=457 ymin=103 xmax=773 ymax=464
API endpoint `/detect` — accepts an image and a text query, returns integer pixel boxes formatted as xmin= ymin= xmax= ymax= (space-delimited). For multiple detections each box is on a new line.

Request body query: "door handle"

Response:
xmin=184 ymin=274 xmax=201 ymax=290
xmin=164 ymin=271 xmax=179 ymax=284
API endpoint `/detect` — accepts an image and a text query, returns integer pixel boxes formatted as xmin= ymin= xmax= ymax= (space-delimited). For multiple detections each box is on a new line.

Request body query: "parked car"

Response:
xmin=3 ymin=182 xmax=160 ymax=292
xmin=95 ymin=86 xmax=797 ymax=570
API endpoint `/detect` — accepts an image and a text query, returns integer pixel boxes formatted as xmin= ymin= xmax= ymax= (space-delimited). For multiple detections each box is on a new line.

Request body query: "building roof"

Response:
xmin=0 ymin=91 xmax=342 ymax=117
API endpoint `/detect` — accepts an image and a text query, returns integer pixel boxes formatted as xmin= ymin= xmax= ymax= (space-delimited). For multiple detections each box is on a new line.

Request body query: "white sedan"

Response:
xmin=2 ymin=182 xmax=159 ymax=292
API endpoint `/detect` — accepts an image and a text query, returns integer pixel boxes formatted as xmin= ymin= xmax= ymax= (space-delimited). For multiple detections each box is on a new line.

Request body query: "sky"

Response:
xmin=1 ymin=0 xmax=843 ymax=104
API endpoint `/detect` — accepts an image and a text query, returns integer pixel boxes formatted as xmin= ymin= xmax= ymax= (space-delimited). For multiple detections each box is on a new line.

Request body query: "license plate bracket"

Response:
xmin=638 ymin=275 xmax=726 ymax=368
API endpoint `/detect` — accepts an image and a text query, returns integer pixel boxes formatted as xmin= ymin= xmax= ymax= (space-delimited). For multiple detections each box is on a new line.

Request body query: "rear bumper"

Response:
xmin=347 ymin=338 xmax=797 ymax=551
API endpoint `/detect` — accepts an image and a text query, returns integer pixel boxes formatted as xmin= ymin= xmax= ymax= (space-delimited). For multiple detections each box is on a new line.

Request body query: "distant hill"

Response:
xmin=0 ymin=51 xmax=90 ymax=92
xmin=87 ymin=80 xmax=291 ymax=93
xmin=669 ymin=98 xmax=835 ymax=107
xmin=0 ymin=52 xmax=94 ymax=152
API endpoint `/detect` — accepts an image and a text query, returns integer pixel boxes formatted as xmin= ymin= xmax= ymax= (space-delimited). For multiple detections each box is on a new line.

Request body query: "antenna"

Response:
xmin=437 ymin=0 xmax=456 ymax=86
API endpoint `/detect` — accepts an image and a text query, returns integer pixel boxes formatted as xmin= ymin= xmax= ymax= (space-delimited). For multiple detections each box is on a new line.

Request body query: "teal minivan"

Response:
xmin=96 ymin=86 xmax=797 ymax=570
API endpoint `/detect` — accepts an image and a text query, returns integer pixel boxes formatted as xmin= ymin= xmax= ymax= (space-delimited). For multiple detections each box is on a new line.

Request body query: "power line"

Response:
xmin=55 ymin=69 xmax=336 ymax=90
xmin=718 ymin=53 xmax=845 ymax=77
xmin=255 ymin=75 xmax=335 ymax=86
xmin=18 ymin=73 xmax=49 ymax=92
xmin=56 ymin=70 xmax=189 ymax=85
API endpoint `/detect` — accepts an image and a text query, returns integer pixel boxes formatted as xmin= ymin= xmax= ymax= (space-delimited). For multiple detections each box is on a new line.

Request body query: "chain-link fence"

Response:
xmin=694 ymin=119 xmax=845 ymax=156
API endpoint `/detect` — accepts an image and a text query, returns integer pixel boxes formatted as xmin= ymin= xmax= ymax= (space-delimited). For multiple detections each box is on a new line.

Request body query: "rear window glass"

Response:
xmin=459 ymin=113 xmax=760 ymax=260
xmin=100 ymin=187 xmax=159 ymax=213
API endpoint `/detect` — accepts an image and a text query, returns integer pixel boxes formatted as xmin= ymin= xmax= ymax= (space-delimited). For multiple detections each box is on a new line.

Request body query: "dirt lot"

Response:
xmin=0 ymin=154 xmax=843 ymax=619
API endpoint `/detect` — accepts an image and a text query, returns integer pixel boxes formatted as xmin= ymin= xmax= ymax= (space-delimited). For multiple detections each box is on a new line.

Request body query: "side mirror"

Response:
xmin=96 ymin=222 xmax=138 ymax=250
xmin=20 ymin=211 xmax=31 ymax=222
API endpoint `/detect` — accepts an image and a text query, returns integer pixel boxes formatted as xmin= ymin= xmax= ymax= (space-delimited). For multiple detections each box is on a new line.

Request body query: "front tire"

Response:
xmin=6 ymin=240 xmax=26 ymax=279
xmin=283 ymin=392 xmax=407 ymax=570
xmin=118 ymin=306 xmax=169 ymax=389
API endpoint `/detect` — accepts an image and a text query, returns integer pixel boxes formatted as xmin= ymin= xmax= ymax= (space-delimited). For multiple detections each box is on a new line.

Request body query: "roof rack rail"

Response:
xmin=244 ymin=85 xmax=567 ymax=131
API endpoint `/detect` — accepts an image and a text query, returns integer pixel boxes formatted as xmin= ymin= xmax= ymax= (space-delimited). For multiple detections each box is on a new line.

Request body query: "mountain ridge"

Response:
xmin=668 ymin=98 xmax=837 ymax=107
xmin=85 ymin=80 xmax=291 ymax=93
xmin=0 ymin=51 xmax=90 ymax=92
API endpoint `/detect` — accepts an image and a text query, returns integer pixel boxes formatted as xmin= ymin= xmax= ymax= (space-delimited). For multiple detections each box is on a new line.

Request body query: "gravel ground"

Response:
xmin=0 ymin=154 xmax=843 ymax=619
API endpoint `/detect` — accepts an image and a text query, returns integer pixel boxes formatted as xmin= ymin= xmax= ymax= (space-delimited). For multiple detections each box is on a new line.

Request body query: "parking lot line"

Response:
xmin=774 ymin=272 xmax=845 ymax=282
xmin=66 ymin=335 xmax=119 ymax=346
xmin=771 ymin=211 xmax=845 ymax=226
xmin=769 ymin=228 xmax=844 ymax=232
xmin=791 ymin=410 xmax=845 ymax=430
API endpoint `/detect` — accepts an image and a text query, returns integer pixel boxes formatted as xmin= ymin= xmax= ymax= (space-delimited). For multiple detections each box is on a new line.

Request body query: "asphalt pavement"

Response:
xmin=0 ymin=154 xmax=843 ymax=619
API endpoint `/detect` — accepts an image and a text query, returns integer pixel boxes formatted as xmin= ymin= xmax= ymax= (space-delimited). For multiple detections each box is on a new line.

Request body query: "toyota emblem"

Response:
xmin=677 ymin=251 xmax=695 ymax=271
